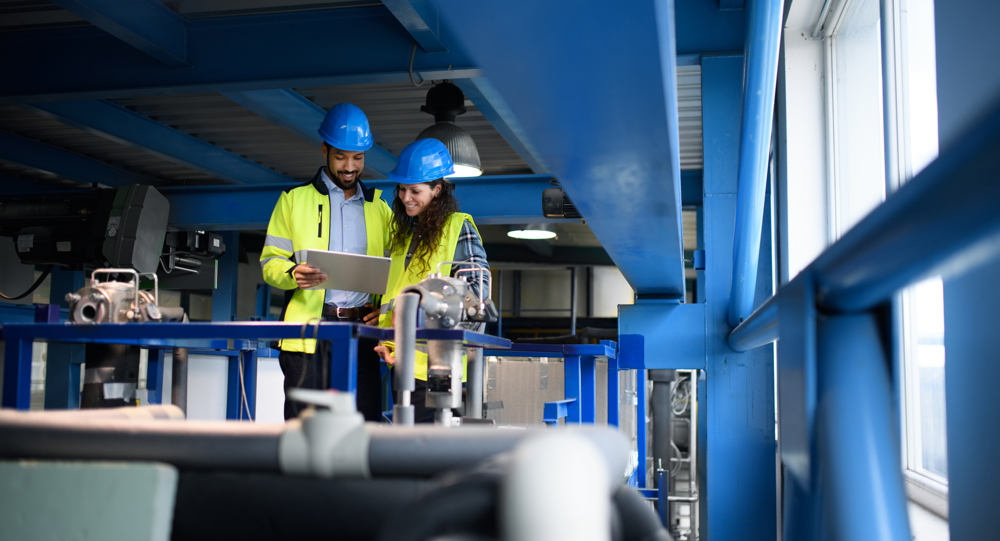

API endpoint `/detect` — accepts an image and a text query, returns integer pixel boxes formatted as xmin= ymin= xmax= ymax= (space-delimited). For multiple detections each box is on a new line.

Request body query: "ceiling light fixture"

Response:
xmin=417 ymin=81 xmax=483 ymax=178
xmin=508 ymin=223 xmax=557 ymax=240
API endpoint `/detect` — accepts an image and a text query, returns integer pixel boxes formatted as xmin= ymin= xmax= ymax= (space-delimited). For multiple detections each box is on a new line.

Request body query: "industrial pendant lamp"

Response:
xmin=508 ymin=223 xmax=557 ymax=240
xmin=417 ymin=81 xmax=483 ymax=178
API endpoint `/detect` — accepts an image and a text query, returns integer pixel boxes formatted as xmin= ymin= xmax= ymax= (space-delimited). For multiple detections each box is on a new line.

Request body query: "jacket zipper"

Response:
xmin=318 ymin=204 xmax=323 ymax=238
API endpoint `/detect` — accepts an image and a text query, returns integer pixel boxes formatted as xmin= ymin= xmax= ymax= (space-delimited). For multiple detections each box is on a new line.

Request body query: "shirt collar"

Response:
xmin=320 ymin=168 xmax=364 ymax=202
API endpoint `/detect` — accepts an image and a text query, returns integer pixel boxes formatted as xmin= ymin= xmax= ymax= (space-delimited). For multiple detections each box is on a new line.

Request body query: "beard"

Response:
xmin=327 ymin=167 xmax=360 ymax=192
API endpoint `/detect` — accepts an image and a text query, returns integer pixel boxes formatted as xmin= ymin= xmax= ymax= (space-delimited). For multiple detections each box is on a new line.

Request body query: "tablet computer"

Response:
xmin=302 ymin=249 xmax=392 ymax=295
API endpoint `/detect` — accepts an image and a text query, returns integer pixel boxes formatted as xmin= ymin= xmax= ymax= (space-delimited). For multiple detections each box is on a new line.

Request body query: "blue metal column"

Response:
xmin=564 ymin=355 xmax=582 ymax=423
xmin=44 ymin=268 xmax=85 ymax=409
xmin=254 ymin=283 xmax=271 ymax=320
xmin=636 ymin=368 xmax=647 ymax=488
xmin=214 ymin=231 xmax=241 ymax=417
xmin=2 ymin=338 xmax=32 ymax=409
xmin=212 ymin=231 xmax=240 ymax=322
xmin=728 ymin=0 xmax=785 ymax=328
xmin=607 ymin=342 xmax=620 ymax=427
xmin=701 ymin=54 xmax=777 ymax=541
xmin=227 ymin=348 xmax=257 ymax=421
xmin=329 ymin=335 xmax=358 ymax=394
xmin=944 ymin=255 xmax=1000 ymax=540
xmin=146 ymin=348 xmax=165 ymax=405
xmin=579 ymin=355 xmax=596 ymax=423
xmin=816 ymin=313 xmax=910 ymax=541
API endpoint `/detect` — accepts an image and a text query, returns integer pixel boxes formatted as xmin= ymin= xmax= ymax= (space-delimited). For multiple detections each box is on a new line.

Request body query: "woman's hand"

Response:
xmin=292 ymin=264 xmax=328 ymax=289
xmin=374 ymin=343 xmax=396 ymax=366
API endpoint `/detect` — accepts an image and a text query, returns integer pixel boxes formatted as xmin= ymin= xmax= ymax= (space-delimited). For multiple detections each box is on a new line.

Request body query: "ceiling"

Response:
xmin=0 ymin=0 xmax=710 ymax=287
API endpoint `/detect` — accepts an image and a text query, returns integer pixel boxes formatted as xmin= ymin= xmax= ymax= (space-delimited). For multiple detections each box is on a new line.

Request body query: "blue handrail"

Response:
xmin=729 ymin=97 xmax=1000 ymax=351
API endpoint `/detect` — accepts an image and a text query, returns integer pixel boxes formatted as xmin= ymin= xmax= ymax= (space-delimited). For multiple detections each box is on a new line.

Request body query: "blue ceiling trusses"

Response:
xmin=0 ymin=7 xmax=478 ymax=103
xmin=222 ymin=89 xmax=397 ymax=178
xmin=433 ymin=0 xmax=687 ymax=296
xmin=381 ymin=1 xmax=545 ymax=175
xmin=50 ymin=0 xmax=189 ymax=68
xmin=0 ymin=130 xmax=155 ymax=189
xmin=23 ymin=100 xmax=294 ymax=185
xmin=382 ymin=0 xmax=447 ymax=53
xmin=453 ymin=78 xmax=548 ymax=175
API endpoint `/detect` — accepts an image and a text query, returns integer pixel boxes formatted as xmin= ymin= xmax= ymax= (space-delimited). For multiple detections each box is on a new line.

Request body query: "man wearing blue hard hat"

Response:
xmin=373 ymin=138 xmax=492 ymax=423
xmin=260 ymin=103 xmax=393 ymax=421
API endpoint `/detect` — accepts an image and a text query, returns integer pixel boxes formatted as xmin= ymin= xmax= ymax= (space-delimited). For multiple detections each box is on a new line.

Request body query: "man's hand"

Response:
xmin=361 ymin=303 xmax=379 ymax=325
xmin=374 ymin=343 xmax=396 ymax=366
xmin=293 ymin=264 xmax=328 ymax=289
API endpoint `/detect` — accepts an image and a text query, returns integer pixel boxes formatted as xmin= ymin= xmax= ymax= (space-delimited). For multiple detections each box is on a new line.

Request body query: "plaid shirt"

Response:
xmin=405 ymin=219 xmax=490 ymax=298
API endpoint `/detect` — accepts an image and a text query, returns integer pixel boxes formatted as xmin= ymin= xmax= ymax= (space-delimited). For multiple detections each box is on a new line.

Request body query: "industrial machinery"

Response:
xmin=64 ymin=267 xmax=188 ymax=409
xmin=390 ymin=261 xmax=497 ymax=426
xmin=0 ymin=184 xmax=169 ymax=274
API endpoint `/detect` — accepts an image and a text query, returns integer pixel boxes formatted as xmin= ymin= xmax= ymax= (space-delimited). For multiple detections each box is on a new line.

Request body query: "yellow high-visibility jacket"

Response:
xmin=260 ymin=168 xmax=393 ymax=353
xmin=378 ymin=212 xmax=478 ymax=381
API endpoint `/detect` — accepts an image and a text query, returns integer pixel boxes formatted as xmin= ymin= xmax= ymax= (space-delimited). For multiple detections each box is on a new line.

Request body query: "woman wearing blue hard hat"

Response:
xmin=374 ymin=138 xmax=491 ymax=423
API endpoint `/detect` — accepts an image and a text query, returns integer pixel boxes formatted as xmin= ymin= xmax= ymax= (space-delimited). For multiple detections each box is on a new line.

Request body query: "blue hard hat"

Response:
xmin=317 ymin=103 xmax=373 ymax=151
xmin=388 ymin=138 xmax=455 ymax=184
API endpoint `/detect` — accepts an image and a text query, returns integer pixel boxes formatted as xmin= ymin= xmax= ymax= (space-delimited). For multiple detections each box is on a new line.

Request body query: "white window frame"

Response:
xmin=881 ymin=0 xmax=949 ymax=518
xmin=818 ymin=0 xmax=948 ymax=519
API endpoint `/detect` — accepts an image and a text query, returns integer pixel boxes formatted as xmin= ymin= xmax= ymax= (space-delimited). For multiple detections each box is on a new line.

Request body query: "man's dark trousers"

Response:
xmin=278 ymin=325 xmax=382 ymax=421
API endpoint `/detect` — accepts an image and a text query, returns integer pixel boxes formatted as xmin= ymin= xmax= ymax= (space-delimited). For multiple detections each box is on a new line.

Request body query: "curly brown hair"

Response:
xmin=389 ymin=180 xmax=460 ymax=277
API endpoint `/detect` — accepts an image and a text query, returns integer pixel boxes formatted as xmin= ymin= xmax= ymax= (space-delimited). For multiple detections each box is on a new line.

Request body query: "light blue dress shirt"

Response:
xmin=320 ymin=169 xmax=369 ymax=308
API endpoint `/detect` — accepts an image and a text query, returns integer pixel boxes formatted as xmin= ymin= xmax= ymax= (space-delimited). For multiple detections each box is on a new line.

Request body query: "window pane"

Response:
xmin=899 ymin=0 xmax=946 ymax=483
xmin=909 ymin=277 xmax=947 ymax=479
xmin=831 ymin=0 xmax=885 ymax=237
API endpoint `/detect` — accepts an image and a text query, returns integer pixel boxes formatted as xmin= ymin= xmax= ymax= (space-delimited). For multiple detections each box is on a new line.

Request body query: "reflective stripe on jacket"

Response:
xmin=260 ymin=168 xmax=393 ymax=353
xmin=378 ymin=212 xmax=478 ymax=381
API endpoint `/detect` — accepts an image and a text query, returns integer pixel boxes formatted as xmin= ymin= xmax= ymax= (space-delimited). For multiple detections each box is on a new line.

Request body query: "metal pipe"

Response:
xmin=569 ymin=266 xmax=577 ymax=335
xmin=497 ymin=268 xmax=504 ymax=337
xmin=0 ymin=413 xmax=284 ymax=470
xmin=172 ymin=347 xmax=188 ymax=414
xmin=728 ymin=0 xmax=785 ymax=329
xmin=466 ymin=343 xmax=484 ymax=419
xmin=729 ymin=98 xmax=1000 ymax=349
xmin=393 ymin=292 xmax=419 ymax=426
xmin=727 ymin=295 xmax=778 ymax=352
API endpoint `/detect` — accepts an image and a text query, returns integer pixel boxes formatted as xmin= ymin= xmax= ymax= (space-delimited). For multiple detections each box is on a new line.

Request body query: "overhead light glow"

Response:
xmin=508 ymin=229 xmax=557 ymax=240
xmin=508 ymin=223 xmax=557 ymax=240
xmin=446 ymin=164 xmax=484 ymax=178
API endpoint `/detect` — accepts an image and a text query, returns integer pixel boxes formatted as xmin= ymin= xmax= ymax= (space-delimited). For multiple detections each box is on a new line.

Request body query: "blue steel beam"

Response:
xmin=619 ymin=303 xmax=706 ymax=369
xmin=675 ymin=0 xmax=746 ymax=55
xmin=383 ymin=0 xmax=447 ymax=53
xmin=0 ymin=7 xmax=478 ymax=103
xmin=729 ymin=94 xmax=1000 ymax=349
xmin=453 ymin=78 xmax=548 ymax=174
xmin=25 ymin=100 xmax=294 ymax=185
xmin=435 ymin=0 xmax=686 ymax=296
xmin=50 ymin=0 xmax=188 ymax=68
xmin=0 ymin=130 xmax=155 ymax=188
xmin=729 ymin=0 xmax=784 ymax=328
xmin=222 ymin=89 xmax=397 ymax=178
xmin=160 ymin=174 xmax=557 ymax=230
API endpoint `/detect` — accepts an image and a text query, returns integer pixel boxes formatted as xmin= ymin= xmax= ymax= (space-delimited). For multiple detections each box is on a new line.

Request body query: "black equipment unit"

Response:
xmin=0 ymin=184 xmax=170 ymax=274
xmin=542 ymin=187 xmax=582 ymax=219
